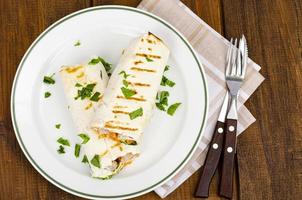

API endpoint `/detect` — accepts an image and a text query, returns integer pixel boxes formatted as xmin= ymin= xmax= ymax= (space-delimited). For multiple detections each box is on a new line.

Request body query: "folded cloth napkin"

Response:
xmin=137 ymin=0 xmax=265 ymax=198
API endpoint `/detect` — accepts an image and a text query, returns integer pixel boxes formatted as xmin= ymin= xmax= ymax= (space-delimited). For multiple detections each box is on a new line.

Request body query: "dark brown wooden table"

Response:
xmin=1 ymin=0 xmax=301 ymax=199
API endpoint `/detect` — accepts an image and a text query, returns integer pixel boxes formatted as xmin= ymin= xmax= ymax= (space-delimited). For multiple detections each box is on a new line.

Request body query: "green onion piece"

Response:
xmin=88 ymin=57 xmax=112 ymax=72
xmin=90 ymin=92 xmax=101 ymax=102
xmin=121 ymin=87 xmax=136 ymax=98
xmin=55 ymin=124 xmax=61 ymax=129
xmin=167 ymin=103 xmax=181 ymax=116
xmin=123 ymin=80 xmax=129 ymax=87
xmin=57 ymin=145 xmax=65 ymax=154
xmin=43 ymin=75 xmax=55 ymax=84
xmin=161 ymin=76 xmax=175 ymax=87
xmin=129 ymin=107 xmax=143 ymax=120
xmin=57 ymin=137 xmax=70 ymax=146
xmin=44 ymin=92 xmax=51 ymax=98
xmin=90 ymin=155 xmax=101 ymax=168
xmin=164 ymin=65 xmax=170 ymax=72
xmin=156 ymin=103 xmax=166 ymax=111
xmin=75 ymin=83 xmax=82 ymax=87
xmin=119 ymin=71 xmax=131 ymax=79
xmin=146 ymin=57 xmax=153 ymax=62
xmin=74 ymin=40 xmax=81 ymax=46
xmin=78 ymin=133 xmax=90 ymax=144
xmin=74 ymin=144 xmax=81 ymax=158
xmin=82 ymin=155 xmax=89 ymax=163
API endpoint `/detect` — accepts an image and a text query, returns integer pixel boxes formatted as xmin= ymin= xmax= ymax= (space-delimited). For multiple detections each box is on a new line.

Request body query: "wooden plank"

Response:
xmin=222 ymin=0 xmax=302 ymax=199
xmin=0 ymin=1 xmax=90 ymax=199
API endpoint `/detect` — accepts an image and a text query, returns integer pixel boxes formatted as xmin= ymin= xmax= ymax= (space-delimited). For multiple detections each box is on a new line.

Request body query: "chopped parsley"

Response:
xmin=90 ymin=92 xmax=101 ymax=102
xmin=119 ymin=71 xmax=131 ymax=79
xmin=123 ymin=80 xmax=129 ymax=87
xmin=82 ymin=155 xmax=89 ymax=163
xmin=164 ymin=65 xmax=170 ymax=72
xmin=44 ymin=91 xmax=51 ymax=98
xmin=55 ymin=124 xmax=61 ymax=129
xmin=75 ymin=83 xmax=96 ymax=100
xmin=129 ymin=107 xmax=143 ymax=120
xmin=78 ymin=133 xmax=90 ymax=144
xmin=57 ymin=137 xmax=70 ymax=146
xmin=161 ymin=76 xmax=175 ymax=87
xmin=88 ymin=57 xmax=112 ymax=72
xmin=90 ymin=155 xmax=101 ymax=168
xmin=74 ymin=40 xmax=81 ymax=46
xmin=75 ymin=83 xmax=82 ymax=87
xmin=74 ymin=144 xmax=81 ymax=158
xmin=43 ymin=74 xmax=55 ymax=84
xmin=57 ymin=145 xmax=65 ymax=154
xmin=121 ymin=87 xmax=136 ymax=98
xmin=167 ymin=103 xmax=181 ymax=116
xmin=146 ymin=57 xmax=153 ymax=62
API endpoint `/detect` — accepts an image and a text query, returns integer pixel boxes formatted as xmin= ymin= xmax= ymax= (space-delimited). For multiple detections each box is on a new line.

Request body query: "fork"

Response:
xmin=219 ymin=35 xmax=248 ymax=199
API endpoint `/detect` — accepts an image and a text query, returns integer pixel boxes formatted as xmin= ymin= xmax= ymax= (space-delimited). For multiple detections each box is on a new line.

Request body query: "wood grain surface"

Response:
xmin=0 ymin=0 xmax=301 ymax=199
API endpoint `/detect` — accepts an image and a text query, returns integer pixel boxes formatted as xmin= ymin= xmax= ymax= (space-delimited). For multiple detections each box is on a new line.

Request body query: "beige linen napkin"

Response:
xmin=137 ymin=0 xmax=265 ymax=198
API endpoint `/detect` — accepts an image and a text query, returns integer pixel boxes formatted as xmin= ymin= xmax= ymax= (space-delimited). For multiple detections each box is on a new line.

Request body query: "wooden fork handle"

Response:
xmin=219 ymin=118 xmax=237 ymax=199
xmin=195 ymin=121 xmax=225 ymax=198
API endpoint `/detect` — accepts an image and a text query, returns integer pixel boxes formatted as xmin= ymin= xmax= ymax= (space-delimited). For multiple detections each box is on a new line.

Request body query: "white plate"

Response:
xmin=11 ymin=6 xmax=208 ymax=199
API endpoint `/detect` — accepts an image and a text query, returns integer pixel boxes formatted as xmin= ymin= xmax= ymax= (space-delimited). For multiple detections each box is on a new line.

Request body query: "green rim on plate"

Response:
xmin=11 ymin=5 xmax=208 ymax=199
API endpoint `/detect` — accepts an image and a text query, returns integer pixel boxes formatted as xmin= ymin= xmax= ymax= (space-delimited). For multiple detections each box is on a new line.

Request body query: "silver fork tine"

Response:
xmin=225 ymin=38 xmax=233 ymax=76
xmin=241 ymin=35 xmax=248 ymax=78
xmin=236 ymin=38 xmax=242 ymax=76
xmin=230 ymin=38 xmax=237 ymax=76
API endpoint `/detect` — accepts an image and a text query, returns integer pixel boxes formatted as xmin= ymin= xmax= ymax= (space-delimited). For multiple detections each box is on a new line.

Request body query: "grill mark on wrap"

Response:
xmin=116 ymin=95 xmax=146 ymax=102
xmin=112 ymin=110 xmax=129 ymax=115
xmin=63 ymin=66 xmax=83 ymax=73
xmin=125 ymin=81 xmax=150 ymax=87
xmin=130 ymin=67 xmax=156 ymax=73
xmin=136 ymin=53 xmax=161 ymax=59
xmin=134 ymin=60 xmax=143 ymax=65
xmin=104 ymin=123 xmax=138 ymax=131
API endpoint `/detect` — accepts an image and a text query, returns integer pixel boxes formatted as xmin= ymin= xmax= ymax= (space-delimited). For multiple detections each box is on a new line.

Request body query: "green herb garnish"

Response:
xmin=43 ymin=75 xmax=55 ymax=84
xmin=57 ymin=137 xmax=70 ymax=146
xmin=55 ymin=124 xmax=61 ymax=129
xmin=57 ymin=145 xmax=65 ymax=154
xmin=129 ymin=107 xmax=143 ymax=120
xmin=155 ymin=91 xmax=170 ymax=111
xmin=82 ymin=155 xmax=89 ymax=163
xmin=44 ymin=92 xmax=51 ymax=98
xmin=123 ymin=80 xmax=129 ymax=87
xmin=88 ymin=57 xmax=112 ymax=72
xmin=161 ymin=76 xmax=175 ymax=87
xmin=121 ymin=87 xmax=136 ymax=98
xmin=75 ymin=83 xmax=96 ymax=100
xmin=74 ymin=40 xmax=81 ymax=46
xmin=90 ymin=92 xmax=101 ymax=102
xmin=90 ymin=155 xmax=101 ymax=168
xmin=146 ymin=57 xmax=153 ymax=62
xmin=119 ymin=71 xmax=131 ymax=79
xmin=75 ymin=83 xmax=82 ymax=87
xmin=159 ymin=91 xmax=169 ymax=106
xmin=74 ymin=144 xmax=81 ymax=158
xmin=78 ymin=133 xmax=90 ymax=144
xmin=167 ymin=103 xmax=181 ymax=116
xmin=164 ymin=65 xmax=170 ymax=72
xmin=156 ymin=103 xmax=166 ymax=111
